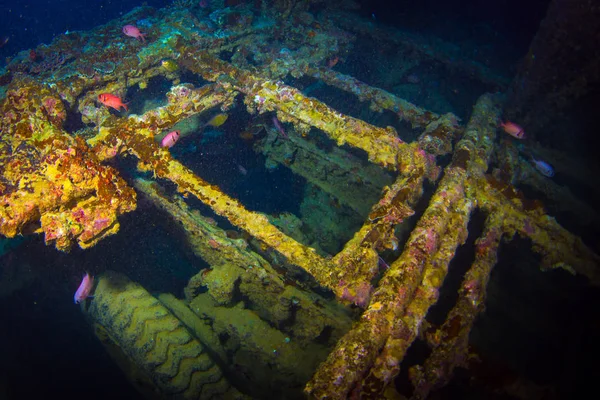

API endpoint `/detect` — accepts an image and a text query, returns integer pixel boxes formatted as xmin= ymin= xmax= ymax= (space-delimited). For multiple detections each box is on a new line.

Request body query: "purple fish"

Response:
xmin=74 ymin=273 xmax=94 ymax=304
xmin=532 ymin=157 xmax=554 ymax=177
xmin=272 ymin=117 xmax=288 ymax=139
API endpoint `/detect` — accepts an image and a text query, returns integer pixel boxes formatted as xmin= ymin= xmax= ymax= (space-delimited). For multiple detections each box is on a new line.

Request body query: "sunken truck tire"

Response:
xmin=84 ymin=271 xmax=241 ymax=400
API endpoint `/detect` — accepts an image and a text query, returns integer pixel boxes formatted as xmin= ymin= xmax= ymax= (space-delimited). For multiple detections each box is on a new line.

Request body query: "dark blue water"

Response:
xmin=0 ymin=0 xmax=548 ymax=63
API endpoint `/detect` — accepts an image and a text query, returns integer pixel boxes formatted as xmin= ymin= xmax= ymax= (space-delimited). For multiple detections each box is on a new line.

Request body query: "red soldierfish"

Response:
xmin=74 ymin=273 xmax=94 ymax=304
xmin=161 ymin=130 xmax=181 ymax=148
xmin=122 ymin=25 xmax=147 ymax=43
xmin=98 ymin=93 xmax=128 ymax=112
xmin=499 ymin=120 xmax=525 ymax=139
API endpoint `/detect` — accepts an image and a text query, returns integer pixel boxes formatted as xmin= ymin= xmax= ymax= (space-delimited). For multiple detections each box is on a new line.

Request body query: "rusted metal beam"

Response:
xmin=180 ymin=51 xmax=406 ymax=170
xmin=410 ymin=212 xmax=504 ymax=400
xmin=305 ymin=93 xmax=502 ymax=399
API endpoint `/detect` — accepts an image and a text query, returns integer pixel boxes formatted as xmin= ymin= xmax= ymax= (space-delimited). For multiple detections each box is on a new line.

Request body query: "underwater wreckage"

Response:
xmin=1 ymin=1 xmax=599 ymax=399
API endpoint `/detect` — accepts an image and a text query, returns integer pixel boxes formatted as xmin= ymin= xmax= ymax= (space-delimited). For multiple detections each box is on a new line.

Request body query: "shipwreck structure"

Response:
xmin=1 ymin=1 xmax=598 ymax=399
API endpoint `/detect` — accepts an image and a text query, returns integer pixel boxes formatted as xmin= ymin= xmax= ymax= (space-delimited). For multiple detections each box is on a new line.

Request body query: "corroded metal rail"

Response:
xmin=305 ymin=93 xmax=599 ymax=398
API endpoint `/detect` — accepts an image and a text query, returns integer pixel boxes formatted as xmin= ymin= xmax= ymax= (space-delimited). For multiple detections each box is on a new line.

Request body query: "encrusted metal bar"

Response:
xmin=134 ymin=178 xmax=353 ymax=345
xmin=305 ymin=93 xmax=502 ymax=400
xmin=330 ymin=143 xmax=434 ymax=306
xmin=180 ymin=51 xmax=405 ymax=170
xmin=306 ymin=165 xmax=472 ymax=399
xmin=479 ymin=177 xmax=600 ymax=284
xmin=256 ymin=126 xmax=394 ymax=217
xmin=88 ymin=85 xmax=340 ymax=291
xmin=362 ymin=196 xmax=473 ymax=398
xmin=409 ymin=212 xmax=504 ymax=400
xmin=494 ymin=143 xmax=600 ymax=229
xmin=88 ymin=83 xmax=231 ymax=161
xmin=514 ymin=157 xmax=600 ymax=228
xmin=306 ymin=67 xmax=462 ymax=155
xmin=158 ymin=159 xmax=337 ymax=287
xmin=307 ymin=67 xmax=441 ymax=128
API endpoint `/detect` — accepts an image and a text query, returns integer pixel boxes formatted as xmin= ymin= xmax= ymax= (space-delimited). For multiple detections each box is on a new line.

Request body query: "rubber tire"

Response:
xmin=84 ymin=271 xmax=237 ymax=399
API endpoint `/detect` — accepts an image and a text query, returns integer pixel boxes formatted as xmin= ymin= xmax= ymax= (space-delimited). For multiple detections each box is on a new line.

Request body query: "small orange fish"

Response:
xmin=98 ymin=93 xmax=128 ymax=112
xmin=499 ymin=120 xmax=525 ymax=139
